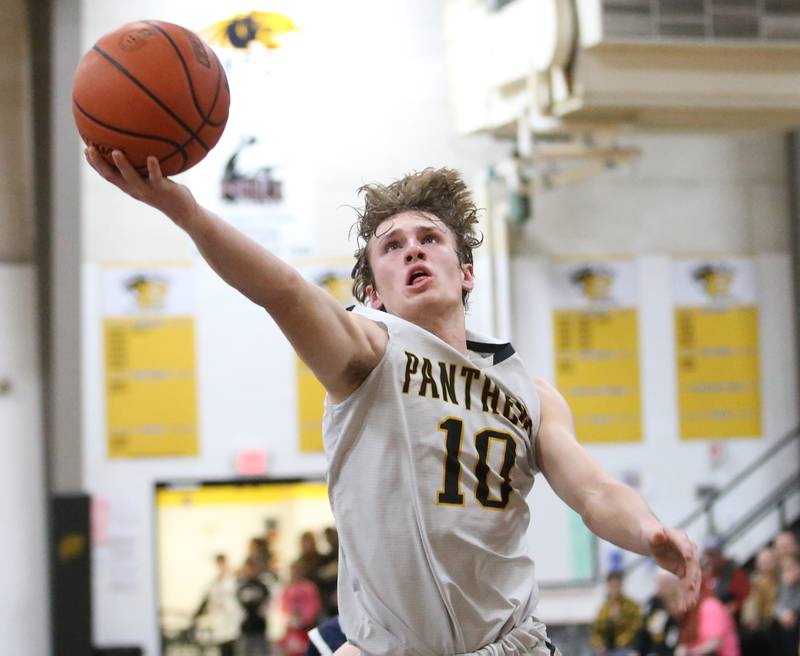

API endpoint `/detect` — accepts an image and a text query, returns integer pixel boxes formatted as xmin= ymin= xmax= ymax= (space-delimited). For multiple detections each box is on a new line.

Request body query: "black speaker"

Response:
xmin=51 ymin=494 xmax=92 ymax=656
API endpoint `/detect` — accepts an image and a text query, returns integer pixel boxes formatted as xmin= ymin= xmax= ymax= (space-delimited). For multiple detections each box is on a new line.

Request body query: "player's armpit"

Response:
xmin=276 ymin=284 xmax=388 ymax=403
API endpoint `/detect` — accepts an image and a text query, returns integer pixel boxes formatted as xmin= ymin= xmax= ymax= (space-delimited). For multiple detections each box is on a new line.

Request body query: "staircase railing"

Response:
xmin=625 ymin=425 xmax=800 ymax=575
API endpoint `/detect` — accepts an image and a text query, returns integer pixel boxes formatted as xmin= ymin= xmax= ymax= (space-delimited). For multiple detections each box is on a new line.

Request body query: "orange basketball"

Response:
xmin=72 ymin=20 xmax=230 ymax=176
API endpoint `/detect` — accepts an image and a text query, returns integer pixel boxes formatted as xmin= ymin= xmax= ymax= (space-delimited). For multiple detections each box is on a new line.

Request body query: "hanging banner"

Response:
xmin=551 ymin=260 xmax=642 ymax=443
xmin=180 ymin=7 xmax=314 ymax=260
xmin=101 ymin=264 xmax=198 ymax=458
xmin=673 ymin=257 xmax=761 ymax=440
xmin=296 ymin=265 xmax=355 ymax=452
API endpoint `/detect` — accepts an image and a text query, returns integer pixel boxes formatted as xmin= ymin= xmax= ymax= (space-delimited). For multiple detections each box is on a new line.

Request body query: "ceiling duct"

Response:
xmin=443 ymin=0 xmax=800 ymax=135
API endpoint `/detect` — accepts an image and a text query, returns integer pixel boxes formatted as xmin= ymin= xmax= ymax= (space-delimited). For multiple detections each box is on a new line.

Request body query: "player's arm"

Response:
xmin=533 ymin=377 xmax=700 ymax=611
xmin=86 ymin=148 xmax=386 ymax=401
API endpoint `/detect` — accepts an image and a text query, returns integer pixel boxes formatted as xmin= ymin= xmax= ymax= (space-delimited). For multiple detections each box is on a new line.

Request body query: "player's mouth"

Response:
xmin=406 ymin=265 xmax=433 ymax=289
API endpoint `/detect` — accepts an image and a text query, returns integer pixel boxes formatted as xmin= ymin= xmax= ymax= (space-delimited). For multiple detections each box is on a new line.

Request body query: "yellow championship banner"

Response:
xmin=102 ymin=264 xmax=198 ymax=458
xmin=296 ymin=266 xmax=354 ymax=452
xmin=673 ymin=258 xmax=761 ymax=440
xmin=551 ymin=261 xmax=642 ymax=443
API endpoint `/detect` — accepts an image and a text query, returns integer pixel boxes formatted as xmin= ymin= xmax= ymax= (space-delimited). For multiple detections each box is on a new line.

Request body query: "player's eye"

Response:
xmin=422 ymin=233 xmax=438 ymax=244
xmin=385 ymin=240 xmax=400 ymax=252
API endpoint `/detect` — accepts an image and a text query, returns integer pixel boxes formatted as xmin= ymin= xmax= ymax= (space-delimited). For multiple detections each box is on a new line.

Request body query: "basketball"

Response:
xmin=72 ymin=20 xmax=230 ymax=176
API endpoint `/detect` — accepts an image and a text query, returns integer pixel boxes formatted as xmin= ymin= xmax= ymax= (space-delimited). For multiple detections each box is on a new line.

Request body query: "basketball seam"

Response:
xmin=92 ymin=44 xmax=210 ymax=152
xmin=135 ymin=23 xmax=228 ymax=175
xmin=143 ymin=21 xmax=226 ymax=128
xmin=73 ymin=98 xmax=188 ymax=171
xmin=144 ymin=57 xmax=226 ymax=175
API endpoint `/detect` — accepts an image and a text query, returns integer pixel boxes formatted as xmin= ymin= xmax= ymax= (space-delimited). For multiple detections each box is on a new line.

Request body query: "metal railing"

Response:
xmin=626 ymin=426 xmax=800 ymax=574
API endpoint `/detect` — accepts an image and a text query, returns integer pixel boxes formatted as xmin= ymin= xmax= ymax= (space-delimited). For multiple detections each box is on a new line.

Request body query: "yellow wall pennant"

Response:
xmin=554 ymin=308 xmax=642 ymax=443
xmin=101 ymin=264 xmax=198 ymax=458
xmin=105 ymin=317 xmax=198 ymax=457
xmin=673 ymin=258 xmax=762 ymax=440
xmin=551 ymin=260 xmax=642 ymax=443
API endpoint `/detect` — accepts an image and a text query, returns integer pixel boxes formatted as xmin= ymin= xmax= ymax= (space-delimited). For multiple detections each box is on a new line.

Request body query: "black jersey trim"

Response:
xmin=466 ymin=340 xmax=516 ymax=365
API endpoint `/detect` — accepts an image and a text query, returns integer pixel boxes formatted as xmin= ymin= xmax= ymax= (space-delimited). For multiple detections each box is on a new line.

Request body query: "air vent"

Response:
xmin=601 ymin=0 xmax=800 ymax=42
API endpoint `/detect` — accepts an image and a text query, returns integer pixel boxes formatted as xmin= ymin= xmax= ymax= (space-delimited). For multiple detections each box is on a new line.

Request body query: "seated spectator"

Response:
xmin=741 ymin=546 xmax=779 ymax=656
xmin=676 ymin=576 xmax=740 ymax=656
xmin=774 ymin=531 xmax=799 ymax=564
xmin=771 ymin=553 xmax=800 ymax=656
xmin=591 ymin=571 xmax=642 ymax=656
xmin=636 ymin=570 xmax=681 ymax=656
xmin=702 ymin=536 xmax=750 ymax=625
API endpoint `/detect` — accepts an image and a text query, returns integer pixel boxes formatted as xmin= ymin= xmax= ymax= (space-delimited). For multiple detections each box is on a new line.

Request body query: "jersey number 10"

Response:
xmin=437 ymin=417 xmax=517 ymax=509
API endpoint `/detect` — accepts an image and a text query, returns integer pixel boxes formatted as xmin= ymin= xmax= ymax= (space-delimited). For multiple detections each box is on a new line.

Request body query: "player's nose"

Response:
xmin=404 ymin=244 xmax=425 ymax=263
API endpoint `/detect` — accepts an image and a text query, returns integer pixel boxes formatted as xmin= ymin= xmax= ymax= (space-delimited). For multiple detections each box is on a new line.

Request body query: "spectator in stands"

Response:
xmin=774 ymin=531 xmax=799 ymax=565
xmin=294 ymin=531 xmax=323 ymax=589
xmin=316 ymin=527 xmax=339 ymax=619
xmin=237 ymin=557 xmax=271 ymax=656
xmin=591 ymin=571 xmax=642 ymax=655
xmin=192 ymin=554 xmax=242 ymax=656
xmin=771 ymin=553 xmax=800 ymax=656
xmin=264 ymin=518 xmax=282 ymax=580
xmin=702 ymin=536 xmax=750 ymax=625
xmin=676 ymin=575 xmax=740 ymax=656
xmin=279 ymin=561 xmax=322 ymax=656
xmin=636 ymin=570 xmax=681 ymax=656
xmin=243 ymin=537 xmax=271 ymax=579
xmin=741 ymin=546 xmax=780 ymax=656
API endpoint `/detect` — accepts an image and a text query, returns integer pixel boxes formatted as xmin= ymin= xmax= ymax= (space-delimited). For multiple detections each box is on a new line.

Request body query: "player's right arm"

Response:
xmin=86 ymin=148 xmax=386 ymax=401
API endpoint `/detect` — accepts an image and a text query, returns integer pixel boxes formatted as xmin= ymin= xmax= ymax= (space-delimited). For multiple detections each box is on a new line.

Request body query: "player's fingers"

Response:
xmin=86 ymin=147 xmax=124 ymax=185
xmin=111 ymin=149 xmax=144 ymax=188
xmin=146 ymin=155 xmax=166 ymax=185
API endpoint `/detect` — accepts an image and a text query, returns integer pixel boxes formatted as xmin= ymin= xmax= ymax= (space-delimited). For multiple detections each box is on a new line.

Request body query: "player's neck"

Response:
xmin=405 ymin=306 xmax=468 ymax=355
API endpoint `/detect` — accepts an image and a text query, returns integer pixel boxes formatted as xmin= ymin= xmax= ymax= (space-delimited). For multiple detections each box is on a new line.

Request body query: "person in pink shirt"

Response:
xmin=676 ymin=578 xmax=740 ymax=656
xmin=279 ymin=561 xmax=322 ymax=656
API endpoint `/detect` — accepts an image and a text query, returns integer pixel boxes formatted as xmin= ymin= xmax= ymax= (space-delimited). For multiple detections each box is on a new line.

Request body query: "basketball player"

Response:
xmin=85 ymin=148 xmax=700 ymax=656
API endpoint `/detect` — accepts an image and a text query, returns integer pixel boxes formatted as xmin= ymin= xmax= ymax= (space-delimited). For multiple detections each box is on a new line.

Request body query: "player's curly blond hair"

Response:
xmin=351 ymin=167 xmax=483 ymax=307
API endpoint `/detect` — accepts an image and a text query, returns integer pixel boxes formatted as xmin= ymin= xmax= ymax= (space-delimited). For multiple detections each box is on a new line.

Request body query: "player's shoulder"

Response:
xmin=533 ymin=377 xmax=571 ymax=414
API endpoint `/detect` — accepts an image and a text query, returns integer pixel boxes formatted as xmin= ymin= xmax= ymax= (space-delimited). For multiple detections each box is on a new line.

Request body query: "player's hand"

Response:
xmin=646 ymin=525 xmax=700 ymax=612
xmin=84 ymin=147 xmax=199 ymax=230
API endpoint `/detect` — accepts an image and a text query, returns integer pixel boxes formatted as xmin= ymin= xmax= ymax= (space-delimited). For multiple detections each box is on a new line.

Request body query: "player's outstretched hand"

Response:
xmin=646 ymin=526 xmax=700 ymax=612
xmin=84 ymin=147 xmax=199 ymax=230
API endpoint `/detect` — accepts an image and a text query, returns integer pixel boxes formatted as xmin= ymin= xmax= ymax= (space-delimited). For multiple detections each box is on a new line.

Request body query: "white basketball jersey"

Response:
xmin=323 ymin=306 xmax=542 ymax=656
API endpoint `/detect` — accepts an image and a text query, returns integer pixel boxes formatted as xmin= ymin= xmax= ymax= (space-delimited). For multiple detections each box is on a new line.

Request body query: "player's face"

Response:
xmin=365 ymin=211 xmax=473 ymax=317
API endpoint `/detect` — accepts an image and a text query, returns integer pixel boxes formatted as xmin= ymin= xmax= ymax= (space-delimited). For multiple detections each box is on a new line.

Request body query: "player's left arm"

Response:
xmin=533 ymin=377 xmax=700 ymax=611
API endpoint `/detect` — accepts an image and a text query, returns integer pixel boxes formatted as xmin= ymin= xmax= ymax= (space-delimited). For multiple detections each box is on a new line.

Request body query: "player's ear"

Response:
xmin=461 ymin=263 xmax=474 ymax=294
xmin=366 ymin=284 xmax=384 ymax=311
